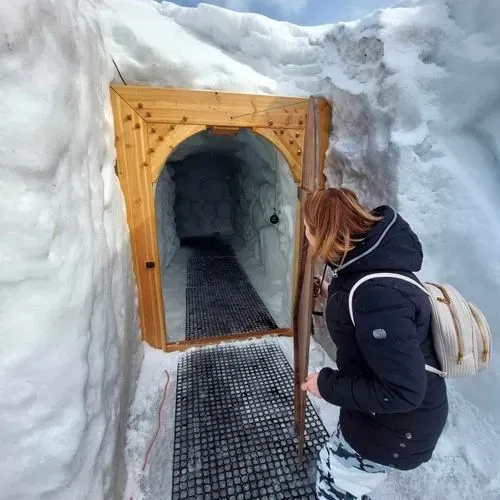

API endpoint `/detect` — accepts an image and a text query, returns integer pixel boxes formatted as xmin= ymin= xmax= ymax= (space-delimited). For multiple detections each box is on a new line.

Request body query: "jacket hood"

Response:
xmin=330 ymin=206 xmax=423 ymax=277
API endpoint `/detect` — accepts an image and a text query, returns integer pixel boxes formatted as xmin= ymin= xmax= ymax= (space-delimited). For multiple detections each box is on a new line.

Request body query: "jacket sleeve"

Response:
xmin=317 ymin=283 xmax=427 ymax=413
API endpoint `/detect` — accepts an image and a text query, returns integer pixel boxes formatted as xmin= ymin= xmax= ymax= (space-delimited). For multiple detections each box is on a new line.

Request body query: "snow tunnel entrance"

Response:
xmin=111 ymin=85 xmax=332 ymax=351
xmin=155 ymin=129 xmax=297 ymax=345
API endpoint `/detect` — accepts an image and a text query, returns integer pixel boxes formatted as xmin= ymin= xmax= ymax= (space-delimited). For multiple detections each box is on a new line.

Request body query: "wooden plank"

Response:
xmin=165 ymin=329 xmax=293 ymax=352
xmin=292 ymin=196 xmax=305 ymax=430
xmin=111 ymin=89 xmax=167 ymax=350
xmin=111 ymin=85 xmax=308 ymax=129
xmin=209 ymin=126 xmax=240 ymax=136
xmin=317 ymin=98 xmax=332 ymax=189
xmin=292 ymin=201 xmax=310 ymax=439
xmin=149 ymin=123 xmax=207 ymax=182
xmin=293 ymin=96 xmax=331 ymax=462
xmin=253 ymin=127 xmax=303 ymax=184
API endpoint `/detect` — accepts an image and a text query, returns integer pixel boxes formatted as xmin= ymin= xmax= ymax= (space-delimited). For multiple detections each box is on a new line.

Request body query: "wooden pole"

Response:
xmin=293 ymin=96 xmax=331 ymax=464
xmin=293 ymin=97 xmax=319 ymax=464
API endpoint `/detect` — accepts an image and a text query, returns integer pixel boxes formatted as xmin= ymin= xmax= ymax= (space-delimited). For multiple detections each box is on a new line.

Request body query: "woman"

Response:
xmin=301 ymin=188 xmax=448 ymax=500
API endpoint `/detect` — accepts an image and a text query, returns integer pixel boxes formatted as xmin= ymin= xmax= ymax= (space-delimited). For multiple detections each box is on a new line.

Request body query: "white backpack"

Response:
xmin=349 ymin=273 xmax=492 ymax=378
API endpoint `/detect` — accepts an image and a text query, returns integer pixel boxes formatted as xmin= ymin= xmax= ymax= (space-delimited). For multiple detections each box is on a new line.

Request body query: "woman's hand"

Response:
xmin=301 ymin=373 xmax=322 ymax=398
xmin=313 ymin=275 xmax=330 ymax=299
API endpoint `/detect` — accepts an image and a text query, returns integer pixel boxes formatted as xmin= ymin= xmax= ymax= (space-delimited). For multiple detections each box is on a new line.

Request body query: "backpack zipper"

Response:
xmin=469 ymin=304 xmax=489 ymax=363
xmin=430 ymin=283 xmax=464 ymax=364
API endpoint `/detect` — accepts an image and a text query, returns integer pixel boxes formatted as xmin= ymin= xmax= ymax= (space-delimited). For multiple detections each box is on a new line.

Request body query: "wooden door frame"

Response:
xmin=110 ymin=85 xmax=331 ymax=350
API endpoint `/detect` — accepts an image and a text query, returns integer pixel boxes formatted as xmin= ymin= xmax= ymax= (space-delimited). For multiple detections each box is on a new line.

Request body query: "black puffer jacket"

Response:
xmin=317 ymin=206 xmax=448 ymax=470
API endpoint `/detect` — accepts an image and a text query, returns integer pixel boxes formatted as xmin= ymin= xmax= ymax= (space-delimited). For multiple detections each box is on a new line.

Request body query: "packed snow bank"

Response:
xmin=101 ymin=0 xmax=500 ymax=496
xmin=101 ymin=0 xmax=278 ymax=92
xmin=123 ymin=343 xmax=181 ymax=500
xmin=0 ymin=1 xmax=141 ymax=499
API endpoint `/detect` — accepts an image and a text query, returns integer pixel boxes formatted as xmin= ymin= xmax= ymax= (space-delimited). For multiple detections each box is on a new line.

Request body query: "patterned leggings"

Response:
xmin=316 ymin=427 xmax=387 ymax=500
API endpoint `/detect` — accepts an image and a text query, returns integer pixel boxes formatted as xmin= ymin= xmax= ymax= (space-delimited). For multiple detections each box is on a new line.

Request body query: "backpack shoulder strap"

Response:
xmin=348 ymin=272 xmax=429 ymax=326
xmin=348 ymin=273 xmax=445 ymax=377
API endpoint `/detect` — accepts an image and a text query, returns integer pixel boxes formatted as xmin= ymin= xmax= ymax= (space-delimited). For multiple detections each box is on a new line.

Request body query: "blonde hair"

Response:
xmin=304 ymin=188 xmax=382 ymax=263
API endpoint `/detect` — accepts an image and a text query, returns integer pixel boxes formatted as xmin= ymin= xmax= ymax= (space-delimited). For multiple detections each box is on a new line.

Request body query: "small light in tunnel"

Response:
xmin=270 ymin=210 xmax=280 ymax=225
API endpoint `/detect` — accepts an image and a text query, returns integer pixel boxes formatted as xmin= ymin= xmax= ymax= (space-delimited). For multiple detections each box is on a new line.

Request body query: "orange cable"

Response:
xmin=142 ymin=369 xmax=170 ymax=472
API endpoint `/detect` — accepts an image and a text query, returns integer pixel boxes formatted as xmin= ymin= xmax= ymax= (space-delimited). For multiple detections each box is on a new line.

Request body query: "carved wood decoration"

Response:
xmin=252 ymin=127 xmax=304 ymax=183
xmin=149 ymin=123 xmax=207 ymax=183
xmin=110 ymin=85 xmax=331 ymax=350
xmin=112 ymin=86 xmax=308 ymax=129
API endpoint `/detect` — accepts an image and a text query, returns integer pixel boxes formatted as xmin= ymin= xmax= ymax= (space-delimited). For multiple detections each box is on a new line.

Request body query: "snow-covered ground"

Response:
xmin=161 ymin=240 xmax=288 ymax=343
xmin=123 ymin=338 xmax=335 ymax=500
xmin=2 ymin=0 xmax=500 ymax=498
xmin=125 ymin=339 xmax=500 ymax=500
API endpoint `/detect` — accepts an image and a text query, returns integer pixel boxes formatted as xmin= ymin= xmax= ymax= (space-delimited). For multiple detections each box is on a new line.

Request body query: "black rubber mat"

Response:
xmin=186 ymin=282 xmax=278 ymax=339
xmin=185 ymin=236 xmax=278 ymax=339
xmin=187 ymin=257 xmax=247 ymax=288
xmin=171 ymin=342 xmax=327 ymax=500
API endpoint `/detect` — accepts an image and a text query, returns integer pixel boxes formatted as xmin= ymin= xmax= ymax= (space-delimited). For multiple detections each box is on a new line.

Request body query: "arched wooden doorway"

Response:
xmin=110 ymin=85 xmax=331 ymax=352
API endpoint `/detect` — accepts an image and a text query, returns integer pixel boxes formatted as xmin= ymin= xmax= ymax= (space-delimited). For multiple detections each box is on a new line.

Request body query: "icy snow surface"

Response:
xmin=0 ymin=1 xmax=141 ymax=499
xmin=104 ymin=0 xmax=500 ymax=498
xmin=155 ymin=168 xmax=180 ymax=271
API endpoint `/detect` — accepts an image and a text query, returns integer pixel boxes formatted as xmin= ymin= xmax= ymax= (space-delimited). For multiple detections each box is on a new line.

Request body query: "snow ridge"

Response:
xmin=0 ymin=1 xmax=141 ymax=498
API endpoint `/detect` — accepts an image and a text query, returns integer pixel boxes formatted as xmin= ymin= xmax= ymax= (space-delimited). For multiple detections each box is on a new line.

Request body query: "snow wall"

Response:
xmin=100 ymin=0 xmax=500 ymax=493
xmin=154 ymin=130 xmax=296 ymax=329
xmin=232 ymin=131 xmax=296 ymax=324
xmin=2 ymin=0 xmax=500 ymax=498
xmin=155 ymin=169 xmax=179 ymax=271
xmin=0 ymin=1 xmax=141 ymax=499
xmin=172 ymin=154 xmax=238 ymax=239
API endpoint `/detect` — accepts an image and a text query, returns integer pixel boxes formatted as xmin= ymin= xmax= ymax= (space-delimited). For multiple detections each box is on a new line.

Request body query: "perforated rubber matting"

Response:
xmin=171 ymin=342 xmax=327 ymax=500
xmin=184 ymin=237 xmax=278 ymax=339
xmin=187 ymin=257 xmax=247 ymax=288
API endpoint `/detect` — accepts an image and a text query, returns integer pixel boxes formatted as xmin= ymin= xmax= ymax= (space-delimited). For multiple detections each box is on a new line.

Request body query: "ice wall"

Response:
xmin=233 ymin=132 xmax=296 ymax=325
xmin=155 ymin=168 xmax=179 ymax=270
xmin=171 ymin=154 xmax=239 ymax=239
xmin=0 ymin=1 xmax=141 ymax=499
